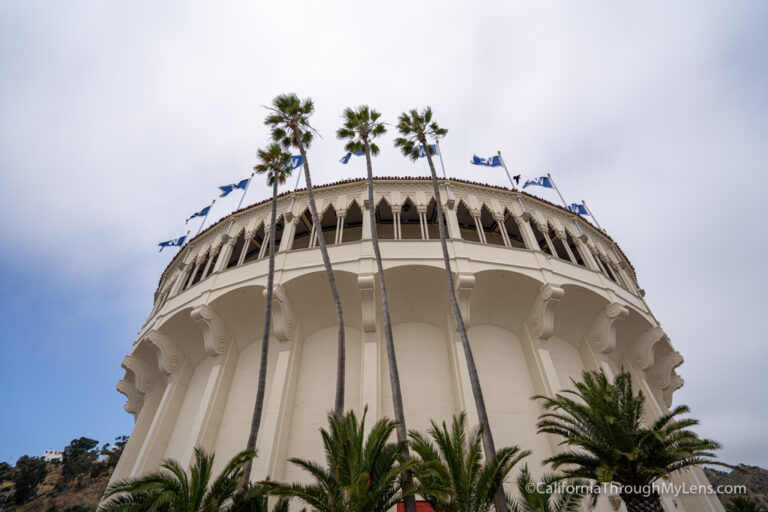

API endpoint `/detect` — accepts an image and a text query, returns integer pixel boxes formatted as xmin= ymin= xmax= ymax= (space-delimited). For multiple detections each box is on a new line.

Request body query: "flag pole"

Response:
xmin=435 ymin=139 xmax=452 ymax=201
xmin=226 ymin=172 xmax=256 ymax=235
xmin=288 ymin=163 xmax=303 ymax=212
xmin=546 ymin=173 xmax=568 ymax=207
xmin=195 ymin=198 xmax=216 ymax=237
xmin=497 ymin=151 xmax=516 ymax=190
xmin=581 ymin=200 xmax=604 ymax=231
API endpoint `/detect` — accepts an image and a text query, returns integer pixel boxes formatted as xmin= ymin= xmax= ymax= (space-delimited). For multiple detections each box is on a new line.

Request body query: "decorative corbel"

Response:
xmin=454 ymin=274 xmax=475 ymax=328
xmin=629 ymin=326 xmax=667 ymax=371
xmin=648 ymin=351 xmax=684 ymax=390
xmin=269 ymin=284 xmax=296 ymax=341
xmin=190 ymin=304 xmax=231 ymax=356
xmin=662 ymin=373 xmax=685 ymax=407
xmin=121 ymin=354 xmax=154 ymax=394
xmin=527 ymin=284 xmax=565 ymax=339
xmin=358 ymin=276 xmax=377 ymax=333
xmin=116 ymin=374 xmax=144 ymax=418
xmin=147 ymin=330 xmax=186 ymax=376
xmin=585 ymin=303 xmax=629 ymax=353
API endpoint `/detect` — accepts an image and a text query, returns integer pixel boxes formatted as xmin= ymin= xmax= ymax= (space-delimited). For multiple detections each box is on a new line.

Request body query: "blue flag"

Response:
xmin=470 ymin=155 xmax=503 ymax=167
xmin=158 ymin=235 xmax=186 ymax=252
xmin=218 ymin=178 xmax=250 ymax=197
xmin=413 ymin=144 xmax=438 ymax=158
xmin=339 ymin=150 xmax=364 ymax=164
xmin=522 ymin=176 xmax=553 ymax=189
xmin=286 ymin=155 xmax=303 ymax=169
xmin=186 ymin=205 xmax=211 ymax=224
xmin=567 ymin=203 xmax=588 ymax=215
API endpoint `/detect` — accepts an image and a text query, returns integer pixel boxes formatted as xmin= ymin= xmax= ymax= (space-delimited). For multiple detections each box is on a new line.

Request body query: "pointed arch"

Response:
xmin=479 ymin=204 xmax=504 ymax=246
xmin=242 ymin=222 xmax=265 ymax=264
xmin=456 ymin=200 xmax=479 ymax=242
xmin=318 ymin=203 xmax=338 ymax=246
xmin=226 ymin=228 xmax=246 ymax=269
xmin=400 ymin=197 xmax=420 ymax=239
xmin=425 ymin=197 xmax=439 ymax=239
xmin=547 ymin=223 xmax=570 ymax=261
xmin=375 ymin=197 xmax=394 ymax=239
xmin=502 ymin=208 xmax=526 ymax=249
xmin=342 ymin=200 xmax=363 ymax=242
xmin=565 ymin=229 xmax=586 ymax=267
xmin=529 ymin=220 xmax=551 ymax=254
xmin=292 ymin=208 xmax=314 ymax=250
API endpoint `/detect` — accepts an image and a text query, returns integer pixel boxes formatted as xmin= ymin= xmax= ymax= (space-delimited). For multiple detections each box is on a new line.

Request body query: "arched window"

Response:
xmin=272 ymin=215 xmax=286 ymax=252
xmin=342 ymin=201 xmax=363 ymax=242
xmin=529 ymin=221 xmax=551 ymax=254
xmin=226 ymin=230 xmax=246 ymax=269
xmin=319 ymin=204 xmax=338 ymax=245
xmin=376 ymin=198 xmax=395 ymax=239
xmin=456 ymin=201 xmax=479 ymax=242
xmin=189 ymin=253 xmax=208 ymax=286
xmin=425 ymin=198 xmax=440 ymax=239
xmin=401 ymin=198 xmax=421 ymax=239
xmin=479 ymin=204 xmax=504 ymax=246
xmin=548 ymin=224 xmax=570 ymax=261
xmin=502 ymin=209 xmax=526 ymax=249
xmin=565 ymin=230 xmax=586 ymax=267
xmin=293 ymin=208 xmax=313 ymax=250
xmin=243 ymin=223 xmax=265 ymax=264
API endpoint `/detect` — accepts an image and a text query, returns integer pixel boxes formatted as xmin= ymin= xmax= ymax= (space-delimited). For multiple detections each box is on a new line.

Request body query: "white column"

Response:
xmin=516 ymin=215 xmax=539 ymax=251
xmin=185 ymin=259 xmax=202 ymax=289
xmin=497 ymin=215 xmax=511 ymax=247
xmin=473 ymin=215 xmax=486 ymax=244
xmin=213 ymin=237 xmax=236 ymax=273
xmin=556 ymin=230 xmax=578 ymax=264
xmin=358 ymin=276 xmax=379 ymax=436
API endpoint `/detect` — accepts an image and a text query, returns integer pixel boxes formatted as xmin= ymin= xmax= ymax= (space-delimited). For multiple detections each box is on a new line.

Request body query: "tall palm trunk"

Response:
xmin=295 ymin=135 xmax=346 ymax=417
xmin=620 ymin=491 xmax=665 ymax=512
xmin=240 ymin=178 xmax=279 ymax=491
xmin=423 ymin=141 xmax=507 ymax=512
xmin=363 ymin=139 xmax=417 ymax=512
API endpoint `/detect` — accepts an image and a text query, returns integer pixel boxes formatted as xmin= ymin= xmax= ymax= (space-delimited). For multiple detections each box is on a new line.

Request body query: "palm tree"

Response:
xmin=393 ymin=108 xmax=506 ymax=512
xmin=239 ymin=143 xmax=293 ymax=490
xmin=727 ymin=497 xmax=766 ymax=512
xmin=409 ymin=412 xmax=529 ymax=512
xmin=230 ymin=482 xmax=289 ymax=512
xmin=336 ymin=105 xmax=418 ymax=512
xmin=269 ymin=409 xmax=423 ymax=512
xmin=99 ymin=448 xmax=252 ymax=512
xmin=508 ymin=466 xmax=584 ymax=512
xmin=535 ymin=370 xmax=732 ymax=512
xmin=265 ymin=93 xmax=346 ymax=418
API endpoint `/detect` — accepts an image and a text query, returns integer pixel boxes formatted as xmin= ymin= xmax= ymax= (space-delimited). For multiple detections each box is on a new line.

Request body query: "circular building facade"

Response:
xmin=112 ymin=178 xmax=722 ymax=512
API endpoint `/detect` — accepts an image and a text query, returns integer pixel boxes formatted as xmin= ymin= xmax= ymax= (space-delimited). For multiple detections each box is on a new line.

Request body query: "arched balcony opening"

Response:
xmin=547 ymin=224 xmax=570 ymax=261
xmin=456 ymin=201 xmax=480 ymax=242
xmin=242 ymin=223 xmax=265 ymax=264
xmin=401 ymin=198 xmax=421 ymax=239
xmin=425 ymin=198 xmax=439 ymax=239
xmin=226 ymin=230 xmax=246 ymax=269
xmin=292 ymin=208 xmax=314 ymax=250
xmin=529 ymin=221 xmax=551 ymax=254
xmin=189 ymin=253 xmax=208 ymax=286
xmin=376 ymin=198 xmax=395 ymax=239
xmin=205 ymin=245 xmax=222 ymax=277
xmin=272 ymin=215 xmax=286 ymax=251
xmin=602 ymin=255 xmax=619 ymax=283
xmin=502 ymin=209 xmax=526 ymax=249
xmin=342 ymin=201 xmax=363 ymax=242
xmin=480 ymin=204 xmax=504 ymax=246
xmin=318 ymin=204 xmax=338 ymax=246
xmin=565 ymin=230 xmax=586 ymax=267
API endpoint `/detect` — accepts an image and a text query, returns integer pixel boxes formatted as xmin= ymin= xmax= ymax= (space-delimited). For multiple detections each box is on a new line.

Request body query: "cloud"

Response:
xmin=0 ymin=0 xmax=766 ymax=465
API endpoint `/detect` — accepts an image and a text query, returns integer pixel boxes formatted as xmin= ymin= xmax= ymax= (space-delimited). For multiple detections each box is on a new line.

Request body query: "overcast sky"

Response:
xmin=1 ymin=1 xmax=766 ymax=467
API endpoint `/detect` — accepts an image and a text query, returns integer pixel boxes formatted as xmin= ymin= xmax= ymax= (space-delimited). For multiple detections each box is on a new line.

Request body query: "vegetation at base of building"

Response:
xmin=535 ymin=370 xmax=733 ymax=512
xmin=725 ymin=496 xmax=767 ymax=512
xmin=508 ymin=465 xmax=585 ymax=512
xmin=0 ymin=436 xmax=126 ymax=512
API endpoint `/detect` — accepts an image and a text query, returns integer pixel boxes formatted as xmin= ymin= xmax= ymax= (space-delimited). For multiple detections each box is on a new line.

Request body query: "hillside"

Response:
xmin=1 ymin=464 xmax=112 ymax=512
xmin=704 ymin=465 xmax=768 ymax=508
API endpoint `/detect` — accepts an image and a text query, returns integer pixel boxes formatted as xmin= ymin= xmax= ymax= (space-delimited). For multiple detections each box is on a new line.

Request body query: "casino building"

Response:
xmin=112 ymin=177 xmax=723 ymax=512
